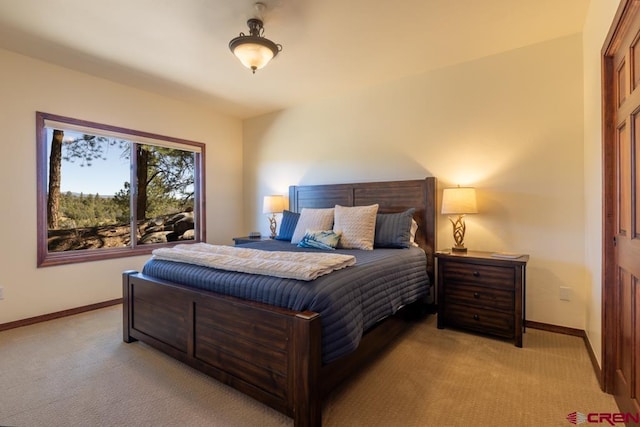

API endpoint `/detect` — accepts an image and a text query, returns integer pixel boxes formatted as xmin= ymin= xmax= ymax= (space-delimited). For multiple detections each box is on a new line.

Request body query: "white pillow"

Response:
xmin=333 ymin=204 xmax=379 ymax=250
xmin=290 ymin=208 xmax=335 ymax=244
xmin=410 ymin=218 xmax=419 ymax=247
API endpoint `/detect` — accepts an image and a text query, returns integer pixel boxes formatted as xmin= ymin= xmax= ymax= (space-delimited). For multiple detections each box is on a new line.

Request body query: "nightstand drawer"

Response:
xmin=441 ymin=262 xmax=515 ymax=290
xmin=444 ymin=282 xmax=514 ymax=311
xmin=443 ymin=303 xmax=514 ymax=338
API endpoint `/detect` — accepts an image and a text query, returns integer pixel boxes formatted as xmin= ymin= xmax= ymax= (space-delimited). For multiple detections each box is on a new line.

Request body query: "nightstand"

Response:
xmin=435 ymin=250 xmax=529 ymax=347
xmin=232 ymin=236 xmax=271 ymax=245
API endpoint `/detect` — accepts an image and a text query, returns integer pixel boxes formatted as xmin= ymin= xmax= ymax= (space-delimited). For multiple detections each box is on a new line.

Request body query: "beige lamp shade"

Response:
xmin=262 ymin=195 xmax=285 ymax=214
xmin=441 ymin=187 xmax=478 ymax=215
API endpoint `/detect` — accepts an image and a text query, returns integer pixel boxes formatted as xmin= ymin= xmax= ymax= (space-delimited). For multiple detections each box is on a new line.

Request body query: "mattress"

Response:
xmin=141 ymin=239 xmax=430 ymax=363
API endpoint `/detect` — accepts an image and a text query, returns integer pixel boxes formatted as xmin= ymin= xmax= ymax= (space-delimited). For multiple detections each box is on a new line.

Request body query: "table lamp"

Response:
xmin=441 ymin=186 xmax=477 ymax=253
xmin=262 ymin=195 xmax=285 ymax=238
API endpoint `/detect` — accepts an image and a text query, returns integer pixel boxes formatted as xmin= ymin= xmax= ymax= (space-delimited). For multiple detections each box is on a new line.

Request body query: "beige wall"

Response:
xmin=0 ymin=48 xmax=243 ymax=324
xmin=244 ymin=34 xmax=586 ymax=329
xmin=582 ymin=0 xmax=620 ymax=366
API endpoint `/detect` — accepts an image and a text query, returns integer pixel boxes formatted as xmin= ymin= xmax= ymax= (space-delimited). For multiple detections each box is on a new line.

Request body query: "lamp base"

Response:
xmin=268 ymin=215 xmax=277 ymax=239
xmin=448 ymin=215 xmax=468 ymax=254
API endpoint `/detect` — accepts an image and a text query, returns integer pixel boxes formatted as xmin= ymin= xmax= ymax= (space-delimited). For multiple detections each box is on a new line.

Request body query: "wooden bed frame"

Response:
xmin=123 ymin=177 xmax=437 ymax=427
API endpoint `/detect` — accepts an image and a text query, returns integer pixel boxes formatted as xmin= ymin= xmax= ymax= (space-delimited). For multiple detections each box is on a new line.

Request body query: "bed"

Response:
xmin=123 ymin=177 xmax=437 ymax=427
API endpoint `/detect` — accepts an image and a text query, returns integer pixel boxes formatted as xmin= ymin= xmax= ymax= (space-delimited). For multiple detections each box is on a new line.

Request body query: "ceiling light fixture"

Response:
xmin=229 ymin=3 xmax=282 ymax=74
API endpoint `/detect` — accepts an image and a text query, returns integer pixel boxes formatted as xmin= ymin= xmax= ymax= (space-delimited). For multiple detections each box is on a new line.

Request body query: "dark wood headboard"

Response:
xmin=289 ymin=177 xmax=437 ymax=283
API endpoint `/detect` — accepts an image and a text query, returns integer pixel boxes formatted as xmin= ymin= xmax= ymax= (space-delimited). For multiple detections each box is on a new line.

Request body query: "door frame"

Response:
xmin=602 ymin=0 xmax=639 ymax=395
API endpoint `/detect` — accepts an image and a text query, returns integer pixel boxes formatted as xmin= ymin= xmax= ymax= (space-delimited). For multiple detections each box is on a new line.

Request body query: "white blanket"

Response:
xmin=151 ymin=243 xmax=356 ymax=281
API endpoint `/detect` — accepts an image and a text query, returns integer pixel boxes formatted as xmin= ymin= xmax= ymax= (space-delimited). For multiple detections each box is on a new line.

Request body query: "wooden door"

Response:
xmin=603 ymin=0 xmax=640 ymax=418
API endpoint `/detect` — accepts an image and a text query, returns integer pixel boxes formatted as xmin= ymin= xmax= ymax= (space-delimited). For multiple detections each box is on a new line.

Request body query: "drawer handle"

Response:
xmin=472 ymin=271 xmax=480 ymax=277
xmin=473 ymin=292 xmax=480 ymax=299
xmin=473 ymin=314 xmax=480 ymax=321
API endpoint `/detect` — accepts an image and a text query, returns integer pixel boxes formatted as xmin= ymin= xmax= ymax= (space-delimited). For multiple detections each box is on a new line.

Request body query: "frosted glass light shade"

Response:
xmin=233 ymin=43 xmax=275 ymax=71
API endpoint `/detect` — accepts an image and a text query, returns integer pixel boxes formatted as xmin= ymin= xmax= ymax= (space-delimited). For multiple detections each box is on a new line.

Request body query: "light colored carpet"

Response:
xmin=0 ymin=305 xmax=618 ymax=426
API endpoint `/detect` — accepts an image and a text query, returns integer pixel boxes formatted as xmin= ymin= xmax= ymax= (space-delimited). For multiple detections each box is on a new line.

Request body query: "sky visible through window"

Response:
xmin=47 ymin=128 xmax=130 ymax=196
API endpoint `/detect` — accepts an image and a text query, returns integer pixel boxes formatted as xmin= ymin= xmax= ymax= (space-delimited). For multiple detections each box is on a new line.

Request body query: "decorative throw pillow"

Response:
xmin=290 ymin=208 xmax=335 ymax=244
xmin=275 ymin=210 xmax=300 ymax=241
xmin=333 ymin=204 xmax=379 ymax=250
xmin=374 ymin=208 xmax=416 ymax=248
xmin=297 ymin=230 xmax=342 ymax=250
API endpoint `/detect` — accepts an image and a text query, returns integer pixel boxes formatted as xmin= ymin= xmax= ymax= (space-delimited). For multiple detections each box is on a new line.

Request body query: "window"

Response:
xmin=36 ymin=112 xmax=206 ymax=267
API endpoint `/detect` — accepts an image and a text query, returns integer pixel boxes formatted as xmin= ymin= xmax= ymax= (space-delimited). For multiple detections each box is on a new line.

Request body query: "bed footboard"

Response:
xmin=122 ymin=271 xmax=322 ymax=427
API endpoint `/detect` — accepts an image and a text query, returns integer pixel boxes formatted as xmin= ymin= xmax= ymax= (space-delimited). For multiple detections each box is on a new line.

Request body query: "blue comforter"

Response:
xmin=142 ymin=240 xmax=429 ymax=363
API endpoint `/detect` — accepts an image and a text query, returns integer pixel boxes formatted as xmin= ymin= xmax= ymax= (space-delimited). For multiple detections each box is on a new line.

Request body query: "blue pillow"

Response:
xmin=374 ymin=208 xmax=416 ymax=248
xmin=297 ymin=230 xmax=342 ymax=250
xmin=275 ymin=210 xmax=300 ymax=241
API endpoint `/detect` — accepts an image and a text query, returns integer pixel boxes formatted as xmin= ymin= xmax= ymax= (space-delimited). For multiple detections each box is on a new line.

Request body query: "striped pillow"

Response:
xmin=275 ymin=210 xmax=300 ymax=241
xmin=374 ymin=208 xmax=416 ymax=248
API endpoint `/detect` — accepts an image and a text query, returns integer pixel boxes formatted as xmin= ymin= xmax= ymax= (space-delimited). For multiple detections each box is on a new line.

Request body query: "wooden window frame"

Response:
xmin=36 ymin=112 xmax=206 ymax=267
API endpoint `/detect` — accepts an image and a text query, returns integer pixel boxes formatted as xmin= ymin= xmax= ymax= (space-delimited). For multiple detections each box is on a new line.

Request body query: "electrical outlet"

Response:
xmin=559 ymin=286 xmax=572 ymax=301
xmin=0 ymin=287 xmax=4 ymax=300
